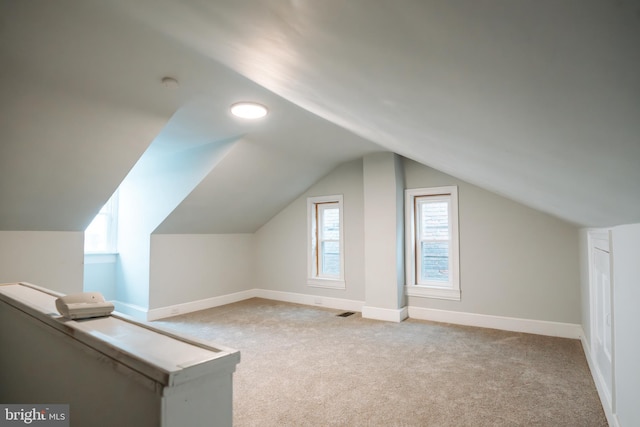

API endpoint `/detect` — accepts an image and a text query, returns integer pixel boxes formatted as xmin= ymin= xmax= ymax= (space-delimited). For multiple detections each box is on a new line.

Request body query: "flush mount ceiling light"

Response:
xmin=230 ymin=102 xmax=268 ymax=119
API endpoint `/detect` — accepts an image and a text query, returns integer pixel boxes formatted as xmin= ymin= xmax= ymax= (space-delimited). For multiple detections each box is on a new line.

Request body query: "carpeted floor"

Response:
xmin=154 ymin=298 xmax=607 ymax=427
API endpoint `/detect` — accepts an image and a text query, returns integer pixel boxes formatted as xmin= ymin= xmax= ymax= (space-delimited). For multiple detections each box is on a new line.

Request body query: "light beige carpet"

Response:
xmin=155 ymin=298 xmax=607 ymax=427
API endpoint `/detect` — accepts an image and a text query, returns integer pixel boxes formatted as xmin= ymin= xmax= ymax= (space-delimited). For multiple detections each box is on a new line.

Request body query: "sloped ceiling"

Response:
xmin=1 ymin=0 xmax=639 ymax=232
xmin=0 ymin=0 xmax=380 ymax=231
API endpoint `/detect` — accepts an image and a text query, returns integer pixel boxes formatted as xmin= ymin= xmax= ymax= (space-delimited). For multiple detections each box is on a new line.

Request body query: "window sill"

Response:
xmin=405 ymin=285 xmax=460 ymax=301
xmin=84 ymin=253 xmax=118 ymax=264
xmin=307 ymin=277 xmax=346 ymax=290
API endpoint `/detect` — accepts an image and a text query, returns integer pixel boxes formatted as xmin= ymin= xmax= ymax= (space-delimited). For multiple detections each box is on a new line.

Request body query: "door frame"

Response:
xmin=587 ymin=228 xmax=615 ymax=414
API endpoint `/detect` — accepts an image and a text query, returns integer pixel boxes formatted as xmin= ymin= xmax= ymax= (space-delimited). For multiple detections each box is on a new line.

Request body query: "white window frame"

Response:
xmin=405 ymin=186 xmax=460 ymax=300
xmin=84 ymin=191 xmax=119 ymax=254
xmin=307 ymin=194 xmax=345 ymax=289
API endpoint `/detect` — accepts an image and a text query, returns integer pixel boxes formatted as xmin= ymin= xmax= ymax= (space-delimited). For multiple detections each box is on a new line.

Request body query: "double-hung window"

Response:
xmin=405 ymin=186 xmax=460 ymax=300
xmin=307 ymin=195 xmax=345 ymax=289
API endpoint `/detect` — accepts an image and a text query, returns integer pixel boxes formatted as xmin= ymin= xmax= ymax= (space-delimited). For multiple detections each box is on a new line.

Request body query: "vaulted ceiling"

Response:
xmin=1 ymin=0 xmax=639 ymax=232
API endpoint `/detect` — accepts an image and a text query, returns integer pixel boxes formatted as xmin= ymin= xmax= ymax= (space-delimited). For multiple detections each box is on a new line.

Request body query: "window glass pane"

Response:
xmin=84 ymin=191 xmax=118 ymax=253
xmin=308 ymin=195 xmax=344 ymax=286
xmin=321 ymin=207 xmax=340 ymax=240
xmin=420 ymin=201 xmax=449 ymax=240
xmin=85 ymin=214 xmax=109 ymax=252
xmin=421 ymin=241 xmax=449 ymax=282
xmin=321 ymin=241 xmax=340 ymax=276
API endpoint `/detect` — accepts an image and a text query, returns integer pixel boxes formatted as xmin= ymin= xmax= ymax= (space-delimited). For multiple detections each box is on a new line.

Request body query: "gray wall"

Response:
xmin=404 ymin=158 xmax=581 ymax=323
xmin=149 ymin=234 xmax=254 ymax=309
xmin=83 ymin=255 xmax=117 ymax=300
xmin=578 ymin=229 xmax=592 ymax=344
xmin=255 ymin=156 xmax=581 ymax=324
xmin=362 ymin=152 xmax=405 ymax=311
xmin=254 ymin=159 xmax=366 ymax=302
xmin=0 ymin=157 xmax=582 ymax=326
xmin=0 ymin=231 xmax=83 ymax=294
xmin=116 ymin=139 xmax=235 ymax=310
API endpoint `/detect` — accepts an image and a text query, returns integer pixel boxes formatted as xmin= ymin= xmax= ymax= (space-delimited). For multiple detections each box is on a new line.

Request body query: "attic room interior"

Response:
xmin=1 ymin=0 xmax=639 ymax=426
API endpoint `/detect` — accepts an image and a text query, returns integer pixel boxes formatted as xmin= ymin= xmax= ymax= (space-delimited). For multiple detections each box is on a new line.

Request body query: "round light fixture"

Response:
xmin=230 ymin=102 xmax=268 ymax=119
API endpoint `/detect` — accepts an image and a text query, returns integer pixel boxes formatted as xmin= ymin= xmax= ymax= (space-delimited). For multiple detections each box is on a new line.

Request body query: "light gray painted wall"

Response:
xmin=362 ymin=152 xmax=404 ymax=310
xmin=0 ymin=231 xmax=83 ymax=294
xmin=404 ymin=158 xmax=581 ymax=323
xmin=394 ymin=154 xmax=406 ymax=301
xmin=611 ymin=223 xmax=640 ymax=427
xmin=83 ymin=255 xmax=117 ymax=301
xmin=255 ymin=156 xmax=580 ymax=324
xmin=254 ymin=159 xmax=366 ymax=302
xmin=578 ymin=229 xmax=592 ymax=345
xmin=116 ymin=139 xmax=236 ymax=309
xmin=149 ymin=234 xmax=254 ymax=309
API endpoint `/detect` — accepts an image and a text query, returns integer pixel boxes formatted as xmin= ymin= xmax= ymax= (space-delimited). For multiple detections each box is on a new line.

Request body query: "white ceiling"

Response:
xmin=1 ymin=0 xmax=639 ymax=232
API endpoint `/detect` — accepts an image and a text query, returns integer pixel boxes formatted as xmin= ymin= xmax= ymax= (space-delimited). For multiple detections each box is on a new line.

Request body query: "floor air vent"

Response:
xmin=336 ymin=311 xmax=355 ymax=317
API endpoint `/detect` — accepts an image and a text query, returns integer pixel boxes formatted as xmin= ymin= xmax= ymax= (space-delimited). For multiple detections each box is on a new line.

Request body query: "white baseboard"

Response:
xmin=255 ymin=289 xmax=364 ymax=313
xmin=580 ymin=334 xmax=619 ymax=427
xmin=146 ymin=289 xmax=257 ymax=321
xmin=146 ymin=288 xmax=364 ymax=320
xmin=144 ymin=290 xmax=584 ymax=340
xmin=113 ymin=300 xmax=148 ymax=321
xmin=362 ymin=305 xmax=408 ymax=323
xmin=407 ymin=306 xmax=583 ymax=339
xmin=133 ymin=289 xmax=365 ymax=321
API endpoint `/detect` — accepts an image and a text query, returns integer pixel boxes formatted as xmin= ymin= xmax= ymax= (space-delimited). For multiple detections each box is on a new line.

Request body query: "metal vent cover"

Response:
xmin=336 ymin=311 xmax=355 ymax=318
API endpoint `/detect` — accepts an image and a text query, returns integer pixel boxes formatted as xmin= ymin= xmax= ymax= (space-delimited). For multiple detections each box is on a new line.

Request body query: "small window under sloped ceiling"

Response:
xmin=84 ymin=191 xmax=119 ymax=254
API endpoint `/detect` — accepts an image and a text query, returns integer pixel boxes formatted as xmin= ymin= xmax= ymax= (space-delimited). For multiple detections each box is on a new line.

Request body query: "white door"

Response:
xmin=590 ymin=231 xmax=613 ymax=407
